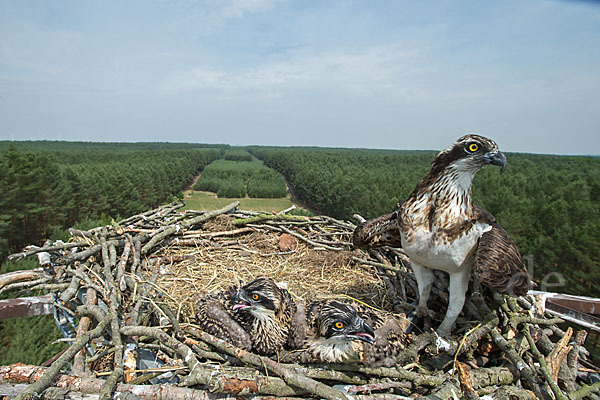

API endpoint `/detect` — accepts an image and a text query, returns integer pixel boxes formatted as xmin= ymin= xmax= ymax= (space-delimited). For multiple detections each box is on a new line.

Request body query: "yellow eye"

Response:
xmin=251 ymin=294 xmax=259 ymax=301
xmin=334 ymin=321 xmax=344 ymax=329
xmin=468 ymin=143 xmax=479 ymax=152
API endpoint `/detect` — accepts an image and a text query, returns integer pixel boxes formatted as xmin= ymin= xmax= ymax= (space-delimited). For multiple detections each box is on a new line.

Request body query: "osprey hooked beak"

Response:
xmin=232 ymin=291 xmax=251 ymax=311
xmin=346 ymin=319 xmax=375 ymax=344
xmin=482 ymin=150 xmax=506 ymax=172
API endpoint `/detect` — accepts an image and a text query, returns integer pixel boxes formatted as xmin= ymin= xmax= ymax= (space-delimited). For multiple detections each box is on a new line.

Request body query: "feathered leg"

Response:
xmin=437 ymin=267 xmax=470 ymax=336
xmin=410 ymin=262 xmax=434 ymax=318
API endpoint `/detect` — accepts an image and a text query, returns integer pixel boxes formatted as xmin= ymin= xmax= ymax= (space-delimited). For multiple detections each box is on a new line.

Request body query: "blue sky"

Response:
xmin=1 ymin=1 xmax=599 ymax=154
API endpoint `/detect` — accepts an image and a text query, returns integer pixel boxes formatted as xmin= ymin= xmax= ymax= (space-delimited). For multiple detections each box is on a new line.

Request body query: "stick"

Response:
xmin=120 ymin=326 xmax=303 ymax=396
xmin=116 ymin=241 xmax=131 ymax=290
xmin=523 ymin=323 xmax=569 ymax=400
xmin=14 ymin=312 xmax=111 ymax=400
xmin=232 ymin=214 xmax=310 ymax=226
xmin=546 ymin=326 xmax=572 ymax=383
xmin=193 ymin=330 xmax=350 ymax=400
xmin=142 ymin=201 xmax=239 ymax=254
xmin=0 ymin=276 xmax=52 ymax=295
xmin=8 ymin=242 xmax=87 ymax=261
xmin=72 ymin=287 xmax=97 ymax=377
xmin=0 ymin=268 xmax=46 ymax=289
xmin=183 ymin=227 xmax=254 ymax=239
xmin=0 ymin=365 xmax=245 ymax=400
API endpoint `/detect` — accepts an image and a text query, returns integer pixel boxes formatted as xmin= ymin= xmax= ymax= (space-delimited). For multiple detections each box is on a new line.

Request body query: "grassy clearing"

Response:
xmin=183 ymin=190 xmax=299 ymax=213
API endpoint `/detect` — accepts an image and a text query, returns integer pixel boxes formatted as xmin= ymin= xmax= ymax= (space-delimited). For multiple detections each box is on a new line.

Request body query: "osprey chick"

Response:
xmin=230 ymin=277 xmax=303 ymax=355
xmin=303 ymin=300 xmax=375 ymax=363
xmin=196 ymin=277 xmax=303 ymax=355
xmin=353 ymin=134 xmax=531 ymax=336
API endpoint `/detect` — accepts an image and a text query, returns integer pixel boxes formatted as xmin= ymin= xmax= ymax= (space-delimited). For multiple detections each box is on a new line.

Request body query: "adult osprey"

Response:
xmin=353 ymin=134 xmax=531 ymax=336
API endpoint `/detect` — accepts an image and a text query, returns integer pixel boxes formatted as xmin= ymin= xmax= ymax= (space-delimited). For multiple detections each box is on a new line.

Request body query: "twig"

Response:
xmin=546 ymin=326 xmax=572 ymax=383
xmin=570 ymin=382 xmax=600 ymax=400
xmin=72 ymin=287 xmax=97 ymax=376
xmin=14 ymin=312 xmax=111 ymax=400
xmin=0 ymin=268 xmax=46 ymax=289
xmin=121 ymin=325 xmax=303 ymax=396
xmin=7 ymin=242 xmax=87 ymax=261
xmin=142 ymin=201 xmax=240 ymax=254
xmin=523 ymin=323 xmax=569 ymax=400
xmin=232 ymin=214 xmax=311 ymax=226
xmin=99 ymin=234 xmax=124 ymax=400
xmin=193 ymin=330 xmax=350 ymax=400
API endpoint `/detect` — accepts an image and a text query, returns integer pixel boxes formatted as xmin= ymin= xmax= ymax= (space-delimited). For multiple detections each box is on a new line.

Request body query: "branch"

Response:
xmin=571 ymin=382 xmax=600 ymax=400
xmin=120 ymin=325 xmax=306 ymax=396
xmin=0 ymin=365 xmax=245 ymax=400
xmin=193 ymin=330 xmax=350 ymax=400
xmin=0 ymin=269 xmax=46 ymax=289
xmin=14 ymin=313 xmax=111 ymax=400
xmin=99 ymin=234 xmax=124 ymax=400
xmin=8 ymin=242 xmax=87 ymax=261
xmin=72 ymin=288 xmax=97 ymax=377
xmin=232 ymin=214 xmax=310 ymax=226
xmin=142 ymin=201 xmax=239 ymax=254
xmin=523 ymin=323 xmax=569 ymax=400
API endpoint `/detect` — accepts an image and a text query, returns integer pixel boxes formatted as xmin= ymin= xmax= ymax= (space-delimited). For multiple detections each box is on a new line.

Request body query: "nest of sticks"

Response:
xmin=1 ymin=201 xmax=599 ymax=400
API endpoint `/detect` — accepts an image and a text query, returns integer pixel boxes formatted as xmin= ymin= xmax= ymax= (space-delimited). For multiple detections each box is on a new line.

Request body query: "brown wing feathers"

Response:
xmin=474 ymin=223 xmax=531 ymax=296
xmin=352 ymin=211 xmax=403 ymax=249
xmin=195 ymin=289 xmax=252 ymax=350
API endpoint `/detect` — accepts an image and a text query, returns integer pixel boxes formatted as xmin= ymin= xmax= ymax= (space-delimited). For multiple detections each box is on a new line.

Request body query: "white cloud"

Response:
xmin=159 ymin=0 xmax=283 ymax=35
xmin=161 ymin=43 xmax=433 ymax=103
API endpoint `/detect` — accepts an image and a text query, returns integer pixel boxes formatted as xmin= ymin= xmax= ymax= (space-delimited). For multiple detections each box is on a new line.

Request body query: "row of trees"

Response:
xmin=223 ymin=149 xmax=254 ymax=162
xmin=193 ymin=154 xmax=287 ymax=198
xmin=249 ymin=146 xmax=600 ymax=297
xmin=0 ymin=144 xmax=223 ymax=260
